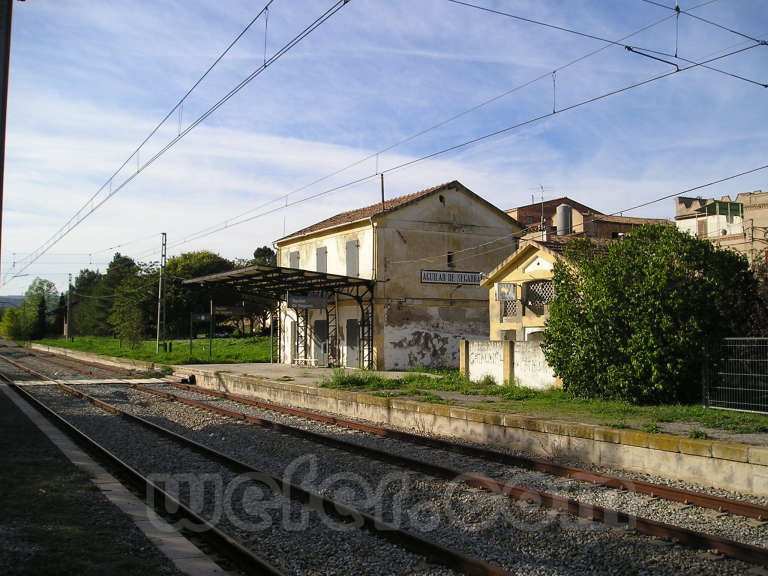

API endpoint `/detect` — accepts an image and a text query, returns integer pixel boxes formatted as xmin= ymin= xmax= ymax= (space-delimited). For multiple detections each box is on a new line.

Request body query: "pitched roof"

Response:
xmin=277 ymin=180 xmax=520 ymax=243
xmin=481 ymin=235 xmax=612 ymax=285
xmin=276 ymin=181 xmax=456 ymax=243
xmin=591 ymin=214 xmax=671 ymax=225
xmin=506 ymin=196 xmax=601 ymax=216
xmin=481 ymin=237 xmax=575 ymax=285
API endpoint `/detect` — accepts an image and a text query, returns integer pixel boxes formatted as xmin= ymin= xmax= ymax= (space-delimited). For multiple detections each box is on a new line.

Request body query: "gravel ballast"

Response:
xmin=64 ymin=381 xmax=760 ymax=575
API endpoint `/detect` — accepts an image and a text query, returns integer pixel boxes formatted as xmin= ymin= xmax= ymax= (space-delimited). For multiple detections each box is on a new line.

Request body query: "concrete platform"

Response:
xmin=173 ymin=362 xmax=410 ymax=387
xmin=175 ymin=363 xmax=768 ymax=498
xmin=29 ymin=343 xmax=768 ymax=498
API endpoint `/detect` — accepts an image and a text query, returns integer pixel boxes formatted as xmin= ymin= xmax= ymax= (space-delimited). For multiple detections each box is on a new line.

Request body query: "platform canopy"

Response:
xmin=182 ymin=263 xmax=373 ymax=301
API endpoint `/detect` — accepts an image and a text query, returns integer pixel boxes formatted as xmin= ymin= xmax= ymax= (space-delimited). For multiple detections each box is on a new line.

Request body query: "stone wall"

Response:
xmin=461 ymin=339 xmax=557 ymax=389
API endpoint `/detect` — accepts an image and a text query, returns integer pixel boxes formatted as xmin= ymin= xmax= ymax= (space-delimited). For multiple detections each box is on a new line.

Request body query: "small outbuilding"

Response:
xmin=480 ymin=238 xmax=571 ymax=343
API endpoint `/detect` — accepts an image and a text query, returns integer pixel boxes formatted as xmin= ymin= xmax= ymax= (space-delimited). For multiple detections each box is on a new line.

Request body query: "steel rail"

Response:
xmin=0 ymin=374 xmax=286 ymax=576
xmin=130 ymin=383 xmax=768 ymax=566
xmin=0 ymin=354 xmax=511 ymax=576
xmin=20 ymin=346 xmax=139 ymax=377
xmin=169 ymin=381 xmax=768 ymax=521
xmin=6 ymin=350 xmax=768 ymax=567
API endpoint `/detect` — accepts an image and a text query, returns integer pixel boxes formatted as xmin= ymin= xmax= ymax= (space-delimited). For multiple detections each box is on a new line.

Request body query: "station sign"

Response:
xmin=287 ymin=293 xmax=327 ymax=309
xmin=420 ymin=270 xmax=482 ymax=285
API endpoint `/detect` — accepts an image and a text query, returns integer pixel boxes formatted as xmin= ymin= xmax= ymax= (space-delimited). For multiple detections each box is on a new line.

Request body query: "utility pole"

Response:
xmin=155 ymin=232 xmax=166 ymax=353
xmin=0 ymin=1 xmax=15 ymax=297
xmin=540 ymin=184 xmax=545 ymax=241
xmin=66 ymin=273 xmax=72 ymax=340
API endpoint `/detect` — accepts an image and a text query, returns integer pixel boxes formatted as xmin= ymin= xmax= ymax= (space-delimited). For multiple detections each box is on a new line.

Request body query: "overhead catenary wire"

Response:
xmin=4 ymin=0 xmax=350 ymax=287
xmin=11 ymin=0 xmax=725 ymax=264
xmin=154 ymin=39 xmax=762 ymax=261
xmin=165 ymin=3 xmax=765 ymax=254
xmin=391 ymin=162 xmax=768 ymax=266
xmin=165 ymin=11 xmax=685 ymax=251
xmin=6 ymin=1 xmax=761 ymax=279
xmin=446 ymin=0 xmax=766 ymax=87
xmin=11 ymin=3 xmax=274 ymax=272
xmin=167 ymin=18 xmax=704 ymax=252
xmin=638 ymin=0 xmax=766 ymax=43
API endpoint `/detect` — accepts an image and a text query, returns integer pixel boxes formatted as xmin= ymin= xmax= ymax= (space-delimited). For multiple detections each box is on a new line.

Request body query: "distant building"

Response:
xmin=507 ymin=196 xmax=669 ymax=241
xmin=675 ymin=190 xmax=768 ymax=265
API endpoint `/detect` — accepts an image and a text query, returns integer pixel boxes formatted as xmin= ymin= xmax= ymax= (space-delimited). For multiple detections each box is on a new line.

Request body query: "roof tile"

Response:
xmin=277 ymin=181 xmax=459 ymax=242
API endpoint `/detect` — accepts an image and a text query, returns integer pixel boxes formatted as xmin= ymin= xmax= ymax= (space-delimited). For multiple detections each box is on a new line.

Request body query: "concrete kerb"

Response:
xmin=29 ymin=345 xmax=768 ymax=497
xmin=180 ymin=365 xmax=768 ymax=497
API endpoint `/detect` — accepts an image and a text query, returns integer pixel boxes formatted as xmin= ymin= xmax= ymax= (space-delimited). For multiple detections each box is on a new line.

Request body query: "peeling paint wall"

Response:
xmin=383 ymin=301 xmax=490 ymax=369
xmin=374 ymin=186 xmax=521 ymax=369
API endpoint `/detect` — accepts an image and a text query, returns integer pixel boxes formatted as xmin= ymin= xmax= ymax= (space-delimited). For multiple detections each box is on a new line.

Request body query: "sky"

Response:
xmin=2 ymin=0 xmax=766 ymax=295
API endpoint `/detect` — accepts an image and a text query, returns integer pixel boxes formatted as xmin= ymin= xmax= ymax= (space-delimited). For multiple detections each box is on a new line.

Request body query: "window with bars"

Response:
xmin=502 ymin=299 xmax=519 ymax=318
xmin=525 ymin=280 xmax=554 ymax=315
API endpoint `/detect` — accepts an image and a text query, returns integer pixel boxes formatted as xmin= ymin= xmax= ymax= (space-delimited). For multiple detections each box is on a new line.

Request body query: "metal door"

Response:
xmin=313 ymin=319 xmax=328 ymax=366
xmin=346 ymin=318 xmax=359 ymax=368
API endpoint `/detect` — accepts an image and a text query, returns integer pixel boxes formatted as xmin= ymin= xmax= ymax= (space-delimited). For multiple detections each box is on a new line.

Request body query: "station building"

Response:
xmin=271 ymin=181 xmax=523 ymax=370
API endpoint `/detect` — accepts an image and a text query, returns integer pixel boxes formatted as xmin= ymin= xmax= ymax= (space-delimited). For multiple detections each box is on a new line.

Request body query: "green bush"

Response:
xmin=542 ymin=225 xmax=758 ymax=404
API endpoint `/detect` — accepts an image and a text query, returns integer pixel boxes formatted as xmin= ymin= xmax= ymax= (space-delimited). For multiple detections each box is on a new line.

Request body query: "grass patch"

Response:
xmin=35 ymin=335 xmax=273 ymax=365
xmin=321 ymin=368 xmax=768 ymax=436
xmin=643 ymin=422 xmax=660 ymax=434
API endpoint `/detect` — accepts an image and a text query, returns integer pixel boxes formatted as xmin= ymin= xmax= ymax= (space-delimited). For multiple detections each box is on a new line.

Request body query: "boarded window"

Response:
xmin=316 ymin=247 xmax=327 ymax=273
xmin=495 ymin=283 xmax=517 ymax=301
xmin=289 ymin=251 xmax=300 ymax=268
xmin=697 ymin=219 xmax=707 ymax=238
xmin=346 ymin=240 xmax=359 ymax=277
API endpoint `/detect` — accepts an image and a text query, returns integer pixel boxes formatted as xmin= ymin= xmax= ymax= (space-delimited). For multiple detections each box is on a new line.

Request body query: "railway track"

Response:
xmin=0 ymin=350 xmax=504 ymax=576
xmin=161 ymin=381 xmax=768 ymax=520
xmin=2 ymin=344 xmax=767 ymax=573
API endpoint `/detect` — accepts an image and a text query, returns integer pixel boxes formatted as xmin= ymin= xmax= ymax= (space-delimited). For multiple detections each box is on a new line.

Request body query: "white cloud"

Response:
xmin=3 ymin=0 xmax=766 ymax=294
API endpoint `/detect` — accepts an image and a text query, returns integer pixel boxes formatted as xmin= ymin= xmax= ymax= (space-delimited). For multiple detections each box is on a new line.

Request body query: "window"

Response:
xmin=447 ymin=251 xmax=455 ymax=268
xmin=495 ymin=283 xmax=517 ymax=301
xmin=316 ymin=247 xmax=327 ymax=273
xmin=289 ymin=251 xmax=299 ymax=268
xmin=526 ymin=216 xmax=535 ymax=224
xmin=525 ymin=280 xmax=554 ymax=315
xmin=346 ymin=240 xmax=359 ymax=277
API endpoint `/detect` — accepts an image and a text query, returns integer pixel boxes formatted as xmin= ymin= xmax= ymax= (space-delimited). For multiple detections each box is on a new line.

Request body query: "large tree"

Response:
xmin=252 ymin=245 xmax=276 ymax=266
xmin=164 ymin=251 xmax=235 ymax=337
xmin=541 ymin=225 xmax=759 ymax=404
xmin=108 ymin=268 xmax=154 ymax=347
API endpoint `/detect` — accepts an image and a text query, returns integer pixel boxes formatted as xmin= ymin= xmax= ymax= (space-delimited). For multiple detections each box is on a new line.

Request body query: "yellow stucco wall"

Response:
xmin=485 ymin=245 xmax=559 ymax=341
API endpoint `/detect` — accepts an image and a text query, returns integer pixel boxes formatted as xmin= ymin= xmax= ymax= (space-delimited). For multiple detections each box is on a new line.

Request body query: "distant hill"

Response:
xmin=0 ymin=296 xmax=24 ymax=310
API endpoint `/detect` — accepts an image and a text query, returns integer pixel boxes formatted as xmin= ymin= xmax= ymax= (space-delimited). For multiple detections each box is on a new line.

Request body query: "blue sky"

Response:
xmin=3 ymin=0 xmax=766 ymax=294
